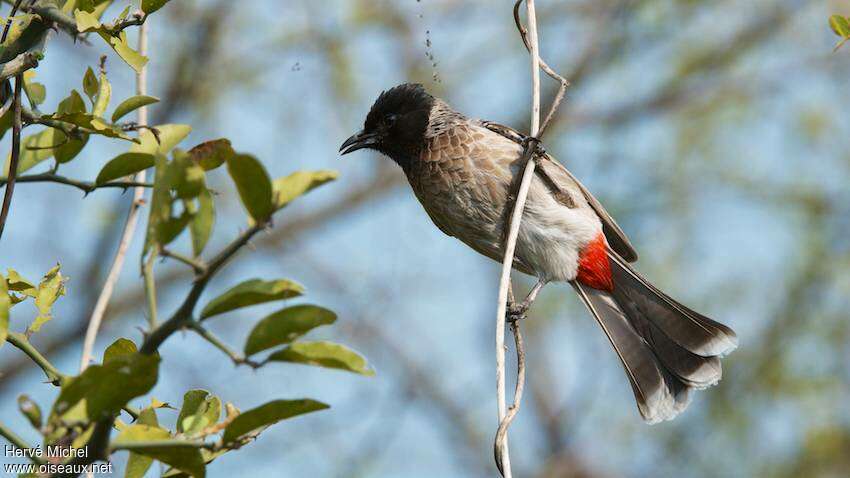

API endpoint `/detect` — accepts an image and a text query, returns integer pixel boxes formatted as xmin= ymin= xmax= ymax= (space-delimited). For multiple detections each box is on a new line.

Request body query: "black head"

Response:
xmin=339 ymin=83 xmax=435 ymax=166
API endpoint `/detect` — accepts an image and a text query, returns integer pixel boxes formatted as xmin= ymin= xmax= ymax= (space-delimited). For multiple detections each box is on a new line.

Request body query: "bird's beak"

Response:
xmin=339 ymin=130 xmax=377 ymax=156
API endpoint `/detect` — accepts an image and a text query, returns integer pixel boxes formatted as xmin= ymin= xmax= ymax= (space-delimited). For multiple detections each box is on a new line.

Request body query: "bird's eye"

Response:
xmin=385 ymin=114 xmax=398 ymax=127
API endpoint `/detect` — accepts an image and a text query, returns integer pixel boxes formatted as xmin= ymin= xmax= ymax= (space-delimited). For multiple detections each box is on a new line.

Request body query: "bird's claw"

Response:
xmin=521 ymin=136 xmax=546 ymax=157
xmin=506 ymin=302 xmax=529 ymax=323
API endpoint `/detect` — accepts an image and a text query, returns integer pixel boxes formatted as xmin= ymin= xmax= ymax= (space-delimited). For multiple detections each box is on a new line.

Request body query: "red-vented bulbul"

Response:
xmin=340 ymin=83 xmax=737 ymax=424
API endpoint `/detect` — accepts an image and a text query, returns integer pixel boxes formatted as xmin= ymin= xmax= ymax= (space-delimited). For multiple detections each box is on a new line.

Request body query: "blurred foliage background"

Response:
xmin=1 ymin=0 xmax=850 ymax=476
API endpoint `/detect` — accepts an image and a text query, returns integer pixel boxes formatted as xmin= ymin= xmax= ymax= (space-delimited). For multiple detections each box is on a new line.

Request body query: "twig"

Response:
xmin=0 ymin=173 xmax=152 ymax=193
xmin=0 ymin=420 xmax=47 ymax=465
xmin=512 ymin=1 xmax=569 ymax=137
xmin=0 ymin=74 xmax=22 ymax=241
xmin=140 ymin=223 xmax=266 ymax=354
xmin=187 ymin=322 xmax=259 ymax=368
xmin=494 ymin=321 xmax=526 ymax=469
xmin=0 ymin=52 xmax=40 ymax=82
xmin=495 ymin=1 xmax=567 ymax=476
xmin=0 ymin=0 xmax=23 ymax=44
xmin=6 ymin=332 xmax=67 ymax=385
xmin=79 ymin=20 xmax=150 ymax=372
xmin=160 ymin=248 xmax=208 ymax=274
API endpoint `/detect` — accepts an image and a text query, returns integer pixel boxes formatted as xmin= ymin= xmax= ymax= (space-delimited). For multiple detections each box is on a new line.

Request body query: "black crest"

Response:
xmin=363 ymin=83 xmax=435 ymax=167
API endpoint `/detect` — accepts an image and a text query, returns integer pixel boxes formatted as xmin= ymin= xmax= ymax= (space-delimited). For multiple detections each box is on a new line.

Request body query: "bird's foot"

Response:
xmin=506 ymin=301 xmax=529 ymax=323
xmin=521 ymin=136 xmax=546 ymax=157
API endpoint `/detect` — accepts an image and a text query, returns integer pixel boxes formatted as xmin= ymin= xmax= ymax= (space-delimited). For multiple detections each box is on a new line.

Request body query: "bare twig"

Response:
xmin=0 ymin=421 xmax=47 ymax=465
xmin=512 ymin=1 xmax=569 ymax=137
xmin=79 ymin=21 xmax=150 ymax=372
xmin=494 ymin=321 xmax=526 ymax=470
xmin=0 ymin=52 xmax=39 ymax=82
xmin=160 ymin=248 xmax=208 ymax=275
xmin=0 ymin=74 xmax=22 ymax=241
xmin=0 ymin=173 xmax=151 ymax=192
xmin=187 ymin=322 xmax=259 ymax=368
xmin=495 ymin=1 xmax=567 ymax=476
xmin=0 ymin=0 xmax=23 ymax=44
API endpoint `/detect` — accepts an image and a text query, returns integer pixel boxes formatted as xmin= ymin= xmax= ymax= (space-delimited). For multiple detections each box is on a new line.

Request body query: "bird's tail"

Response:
xmin=572 ymin=251 xmax=738 ymax=424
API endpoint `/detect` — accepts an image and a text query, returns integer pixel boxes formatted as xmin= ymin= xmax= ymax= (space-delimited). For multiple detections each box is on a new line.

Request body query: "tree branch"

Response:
xmin=0 ymin=74 xmax=24 ymax=241
xmin=80 ymin=20 xmax=151 ymax=372
xmin=0 ymin=173 xmax=152 ymax=193
xmin=160 ymin=248 xmax=207 ymax=275
xmin=0 ymin=421 xmax=47 ymax=465
xmin=140 ymin=223 xmax=266 ymax=355
xmin=0 ymin=52 xmax=40 ymax=82
xmin=5 ymin=332 xmax=67 ymax=385
xmin=187 ymin=321 xmax=259 ymax=368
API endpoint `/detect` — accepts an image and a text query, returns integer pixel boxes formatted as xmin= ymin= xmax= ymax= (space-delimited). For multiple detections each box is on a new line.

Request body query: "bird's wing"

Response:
xmin=481 ymin=121 xmax=639 ymax=262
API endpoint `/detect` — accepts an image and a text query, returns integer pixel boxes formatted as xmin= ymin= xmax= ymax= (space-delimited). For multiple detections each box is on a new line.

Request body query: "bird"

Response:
xmin=340 ymin=83 xmax=737 ymax=424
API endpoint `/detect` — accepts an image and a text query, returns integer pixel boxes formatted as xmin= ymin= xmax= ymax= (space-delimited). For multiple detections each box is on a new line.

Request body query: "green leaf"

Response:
xmin=177 ymin=390 xmax=220 ymax=436
xmin=200 ymin=279 xmax=304 ymax=320
xmin=126 ymin=452 xmax=154 ymax=478
xmin=7 ymin=129 xmax=55 ymax=174
xmin=98 ymin=31 xmax=148 ymax=73
xmin=226 ymin=154 xmax=274 ymax=222
xmin=53 ymin=130 xmax=89 ymax=164
xmin=244 ymin=305 xmax=335 ymax=356
xmin=58 ymin=89 xmax=86 ymax=114
xmin=130 ymin=124 xmax=192 ymax=155
xmin=267 ymin=341 xmax=374 ymax=376
xmin=93 ymin=72 xmax=111 ymax=117
xmin=144 ymin=154 xmax=171 ymax=252
xmin=272 ymin=170 xmax=339 ymax=210
xmin=29 ymin=265 xmax=67 ymax=333
xmin=18 ymin=395 xmax=42 ymax=429
xmin=157 ymin=211 xmax=191 ymax=246
xmin=74 ymin=9 xmax=102 ymax=32
xmin=119 ymin=405 xmax=163 ymax=477
xmin=95 ymin=152 xmax=156 ymax=185
xmin=83 ymin=67 xmax=99 ymax=102
xmin=222 ymin=399 xmax=328 ymax=444
xmin=188 ymin=139 xmax=234 ymax=171
xmin=0 ymin=274 xmax=9 ymax=348
xmin=188 ymin=189 xmax=214 ymax=257
xmin=53 ymin=353 xmax=160 ymax=421
xmin=168 ymin=150 xmax=206 ymax=199
xmin=142 ymin=0 xmax=171 ymax=14
xmin=112 ymin=95 xmax=159 ymax=122
xmin=103 ymin=338 xmax=138 ymax=364
xmin=114 ymin=424 xmax=205 ymax=478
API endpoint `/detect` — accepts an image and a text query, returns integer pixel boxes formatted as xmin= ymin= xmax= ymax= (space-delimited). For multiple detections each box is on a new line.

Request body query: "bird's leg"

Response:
xmin=507 ymin=279 xmax=548 ymax=323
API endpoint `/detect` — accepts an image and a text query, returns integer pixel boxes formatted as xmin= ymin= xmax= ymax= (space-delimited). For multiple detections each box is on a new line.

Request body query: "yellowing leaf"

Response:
xmin=226 ymin=154 xmax=273 ymax=222
xmin=29 ymin=265 xmax=67 ymax=333
xmin=272 ymin=170 xmax=338 ymax=210
xmin=188 ymin=138 xmax=234 ymax=171
xmin=74 ymin=9 xmax=102 ymax=32
xmin=112 ymin=95 xmax=159 ymax=122
xmin=267 ymin=341 xmax=374 ymax=376
xmin=103 ymin=338 xmax=138 ymax=364
xmin=130 ymin=124 xmax=192 ymax=155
